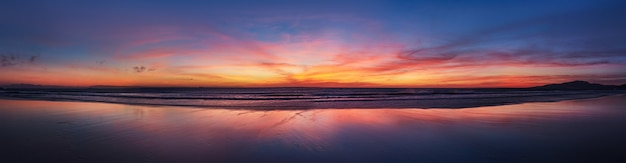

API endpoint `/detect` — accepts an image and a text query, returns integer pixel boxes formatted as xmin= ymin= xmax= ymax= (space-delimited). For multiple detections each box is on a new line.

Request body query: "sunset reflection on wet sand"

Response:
xmin=1 ymin=95 xmax=626 ymax=162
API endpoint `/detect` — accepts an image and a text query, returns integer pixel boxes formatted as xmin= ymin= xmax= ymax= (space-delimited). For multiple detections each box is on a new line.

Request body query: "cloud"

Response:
xmin=1 ymin=55 xmax=18 ymax=67
xmin=1 ymin=53 xmax=40 ymax=67
xmin=389 ymin=3 xmax=626 ymax=74
xmin=131 ymin=66 xmax=156 ymax=73
xmin=28 ymin=55 xmax=38 ymax=63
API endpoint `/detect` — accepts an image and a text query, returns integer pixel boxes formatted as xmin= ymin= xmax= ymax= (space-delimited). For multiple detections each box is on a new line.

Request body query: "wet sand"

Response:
xmin=1 ymin=95 xmax=626 ymax=162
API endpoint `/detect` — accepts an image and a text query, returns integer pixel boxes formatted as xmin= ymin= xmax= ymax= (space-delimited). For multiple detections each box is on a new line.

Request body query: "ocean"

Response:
xmin=0 ymin=87 xmax=620 ymax=109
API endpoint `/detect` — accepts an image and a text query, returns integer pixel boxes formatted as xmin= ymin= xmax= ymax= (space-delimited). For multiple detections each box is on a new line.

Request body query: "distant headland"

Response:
xmin=530 ymin=80 xmax=626 ymax=90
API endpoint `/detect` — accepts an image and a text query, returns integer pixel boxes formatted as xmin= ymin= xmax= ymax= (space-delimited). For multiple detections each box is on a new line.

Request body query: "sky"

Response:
xmin=1 ymin=0 xmax=626 ymax=87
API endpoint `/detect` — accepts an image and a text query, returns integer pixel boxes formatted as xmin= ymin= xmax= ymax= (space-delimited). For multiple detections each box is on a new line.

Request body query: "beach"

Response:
xmin=3 ymin=0 xmax=626 ymax=162
xmin=1 ymin=95 xmax=625 ymax=162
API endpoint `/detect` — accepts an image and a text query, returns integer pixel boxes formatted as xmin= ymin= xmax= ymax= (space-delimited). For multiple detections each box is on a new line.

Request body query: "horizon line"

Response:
xmin=2 ymin=80 xmax=624 ymax=89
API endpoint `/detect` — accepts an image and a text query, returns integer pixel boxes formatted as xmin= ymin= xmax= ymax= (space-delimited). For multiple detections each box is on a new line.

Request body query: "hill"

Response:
xmin=531 ymin=80 xmax=622 ymax=90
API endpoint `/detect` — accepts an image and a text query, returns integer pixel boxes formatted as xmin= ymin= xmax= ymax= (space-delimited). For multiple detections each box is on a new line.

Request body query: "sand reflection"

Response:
xmin=1 ymin=95 xmax=625 ymax=162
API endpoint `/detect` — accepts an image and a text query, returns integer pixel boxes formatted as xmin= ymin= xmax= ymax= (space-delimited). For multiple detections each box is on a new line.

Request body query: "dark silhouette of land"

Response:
xmin=530 ymin=80 xmax=625 ymax=90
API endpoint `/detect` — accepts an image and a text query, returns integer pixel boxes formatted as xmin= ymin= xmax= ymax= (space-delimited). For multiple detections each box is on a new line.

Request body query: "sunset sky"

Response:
xmin=1 ymin=0 xmax=625 ymax=87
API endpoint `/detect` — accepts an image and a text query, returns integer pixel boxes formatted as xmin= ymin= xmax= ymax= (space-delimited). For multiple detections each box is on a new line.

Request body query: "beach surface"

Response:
xmin=1 ymin=95 xmax=625 ymax=162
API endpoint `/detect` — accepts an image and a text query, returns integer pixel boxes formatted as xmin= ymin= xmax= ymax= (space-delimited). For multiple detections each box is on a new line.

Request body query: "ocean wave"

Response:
xmin=0 ymin=88 xmax=622 ymax=109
